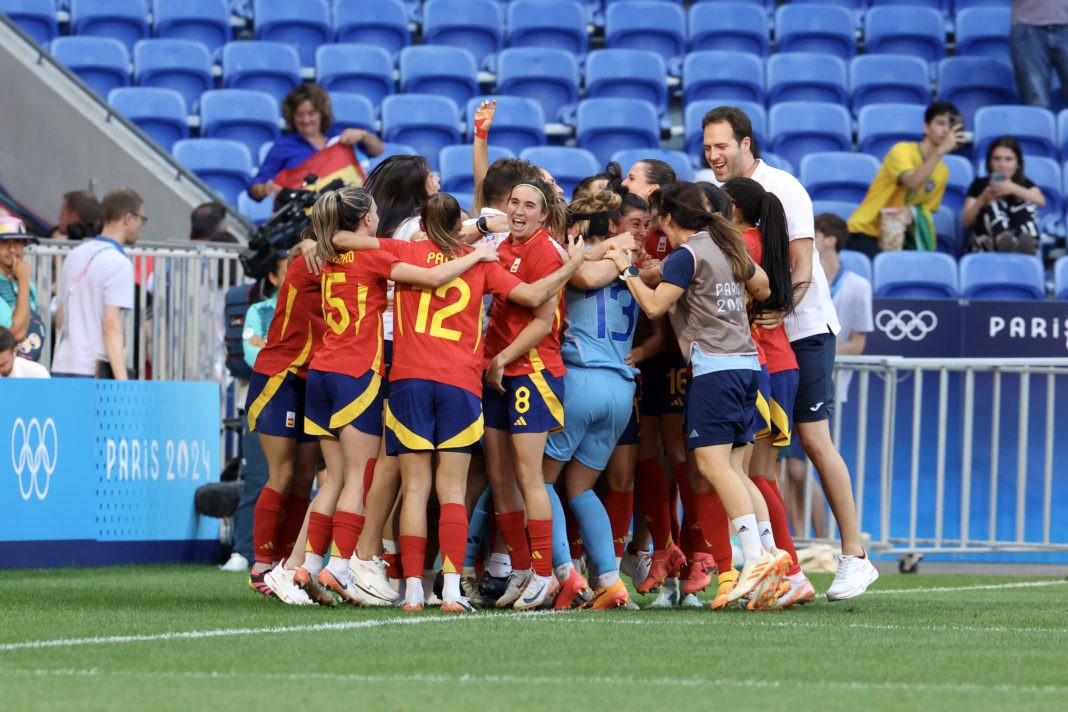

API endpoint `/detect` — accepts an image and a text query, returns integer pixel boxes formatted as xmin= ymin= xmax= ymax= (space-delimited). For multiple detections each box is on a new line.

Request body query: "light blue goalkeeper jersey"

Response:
xmin=560 ymin=282 xmax=639 ymax=380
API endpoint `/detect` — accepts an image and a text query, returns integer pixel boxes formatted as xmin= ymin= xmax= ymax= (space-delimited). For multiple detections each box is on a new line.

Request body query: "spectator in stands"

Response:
xmin=961 ymin=136 xmax=1045 ymax=254
xmin=190 ymin=201 xmax=238 ymax=243
xmin=0 ymin=326 xmax=49 ymax=378
xmin=50 ymin=190 xmax=102 ymax=240
xmin=845 ymin=102 xmax=966 ymax=257
xmin=0 ymin=217 xmax=37 ymax=344
xmin=248 ymin=83 xmax=385 ymax=203
xmin=52 ymin=189 xmax=144 ymax=379
xmin=1010 ymin=0 xmax=1068 ymax=109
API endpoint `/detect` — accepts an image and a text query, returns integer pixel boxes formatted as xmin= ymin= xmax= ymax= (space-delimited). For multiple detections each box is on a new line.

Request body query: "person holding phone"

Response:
xmin=961 ymin=135 xmax=1045 ymax=254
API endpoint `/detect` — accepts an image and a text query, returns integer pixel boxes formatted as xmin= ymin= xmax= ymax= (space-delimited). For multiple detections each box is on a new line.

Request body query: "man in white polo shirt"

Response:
xmin=702 ymin=106 xmax=878 ymax=601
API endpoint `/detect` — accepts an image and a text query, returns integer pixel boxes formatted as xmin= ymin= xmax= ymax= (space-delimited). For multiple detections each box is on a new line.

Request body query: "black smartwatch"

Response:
xmin=476 ymin=216 xmax=489 ymax=235
xmin=619 ymin=264 xmax=640 ymax=281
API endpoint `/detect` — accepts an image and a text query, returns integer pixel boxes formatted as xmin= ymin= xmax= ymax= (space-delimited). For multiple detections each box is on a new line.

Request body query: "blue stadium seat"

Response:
xmin=688 ymin=2 xmax=769 ymax=57
xmin=760 ymin=152 xmax=795 ymax=175
xmin=1021 ymin=155 xmax=1063 ymax=235
xmin=941 ymin=154 xmax=974 ymax=216
xmin=766 ymin=53 xmax=849 ymax=106
xmin=974 ymin=106 xmax=1058 ymax=161
xmin=496 ymin=48 xmax=580 ymax=123
xmin=611 ymin=149 xmax=695 ymax=181
xmin=70 ymin=0 xmax=149 ymax=53
xmin=838 ymin=249 xmax=872 ymax=284
xmin=959 ymin=253 xmax=1045 ymax=300
xmin=421 ymin=0 xmax=503 ymax=69
xmin=937 ymin=57 xmax=1018 ymax=127
xmin=439 ymin=145 xmax=516 ymax=193
xmin=0 ymin=0 xmax=58 ymax=45
xmin=152 ymin=0 xmax=229 ymax=54
xmin=134 ymin=39 xmax=212 ymax=113
xmin=800 ymin=152 xmax=881 ymax=203
xmin=604 ymin=1 xmax=686 ymax=65
xmin=198 ymin=89 xmax=280 ymax=160
xmin=221 ymin=41 xmax=300 ymax=105
xmin=399 ymin=46 xmax=479 ymax=112
xmin=850 ymin=55 xmax=931 ymax=112
xmin=585 ymin=49 xmax=669 ymax=117
xmin=107 ymin=87 xmax=188 ymax=152
xmin=774 ymin=4 xmax=856 ymax=59
xmin=51 ymin=36 xmax=130 ymax=99
xmin=237 ymin=190 xmax=274 ymax=225
xmin=328 ymin=93 xmax=376 ymax=133
xmin=953 ymin=0 xmax=1012 ymax=11
xmin=253 ymin=0 xmax=330 ymax=68
xmin=1054 ymin=255 xmax=1068 ymax=300
xmin=464 ymin=96 xmax=547 ymax=155
xmin=381 ymin=94 xmax=461 ymax=173
xmin=812 ymin=199 xmax=858 ymax=223
xmin=519 ymin=146 xmax=601 ymax=201
xmin=768 ymin=102 xmax=853 ymax=172
xmin=507 ymin=0 xmax=589 ymax=57
xmin=333 ymin=0 xmax=410 ymax=58
xmin=316 ymin=45 xmax=394 ymax=110
xmin=955 ymin=7 xmax=1011 ymax=65
xmin=576 ymin=98 xmax=660 ymax=167
xmin=173 ymin=138 xmax=253 ymax=206
xmin=1059 ymin=110 xmax=1068 ymax=161
xmin=450 ymin=192 xmax=475 ymax=213
xmin=873 ymin=251 xmax=959 ymax=299
xmin=683 ymin=51 xmax=764 ymax=106
xmin=857 ymin=103 xmax=926 ymax=159
xmin=933 ymin=206 xmax=962 ymax=258
xmin=864 ymin=7 xmax=946 ymax=64
xmin=368 ymin=142 xmax=418 ymax=170
xmin=685 ymin=100 xmax=767 ymax=162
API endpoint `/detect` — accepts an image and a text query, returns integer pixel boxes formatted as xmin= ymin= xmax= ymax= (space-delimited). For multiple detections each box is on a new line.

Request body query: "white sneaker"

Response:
xmin=620 ymin=549 xmax=652 ymax=587
xmin=680 ymin=593 xmax=703 ymax=608
xmin=496 ymin=568 xmax=533 ymax=608
xmin=219 ymin=552 xmax=249 ymax=572
xmin=263 ymin=564 xmax=314 ymax=606
xmin=350 ymin=555 xmax=400 ymax=603
xmin=513 ymin=572 xmax=553 ymax=610
xmin=647 ymin=578 xmax=680 ymax=608
xmin=826 ymin=551 xmax=879 ymax=601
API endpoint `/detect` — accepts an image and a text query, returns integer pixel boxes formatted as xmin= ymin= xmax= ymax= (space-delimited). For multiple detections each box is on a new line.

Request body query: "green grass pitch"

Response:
xmin=1 ymin=566 xmax=1065 ymax=711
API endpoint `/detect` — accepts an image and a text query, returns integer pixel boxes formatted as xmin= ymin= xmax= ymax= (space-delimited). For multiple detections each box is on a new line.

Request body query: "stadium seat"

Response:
xmin=611 ymin=149 xmax=694 ymax=182
xmin=421 ymin=0 xmax=503 ymax=69
xmin=974 ymin=106 xmax=1058 ymax=161
xmin=237 ymin=190 xmax=274 ymax=226
xmin=604 ymin=1 xmax=686 ymax=66
xmin=766 ymin=53 xmax=849 ymax=106
xmin=1054 ymin=255 xmax=1068 ymax=300
xmin=173 ymin=138 xmax=253 ymax=206
xmin=496 ymin=48 xmax=580 ymax=123
xmin=152 ymin=0 xmax=230 ymax=54
xmin=685 ymin=100 xmax=767 ymax=162
xmin=955 ymin=7 xmax=1011 ymax=65
xmin=940 ymin=154 xmax=974 ymax=216
xmin=316 ymin=45 xmax=394 ymax=110
xmin=774 ymin=4 xmax=856 ymax=59
xmin=507 ymin=0 xmax=589 ymax=57
xmin=368 ymin=141 xmax=418 ymax=170
xmin=768 ymin=102 xmax=853 ymax=172
xmin=576 ymin=98 xmax=660 ymax=167
xmin=864 ymin=7 xmax=946 ymax=64
xmin=937 ymin=57 xmax=1018 ymax=127
xmin=1059 ymin=110 xmax=1068 ymax=161
xmin=328 ymin=93 xmax=376 ymax=133
xmin=253 ymin=0 xmax=331 ymax=68
xmin=688 ymin=2 xmax=769 ymax=57
xmin=450 ymin=192 xmax=475 ymax=213
xmin=69 ymin=0 xmax=149 ymax=53
xmin=585 ymin=49 xmax=669 ymax=117
xmin=760 ymin=152 xmax=795 ymax=175
xmin=381 ymin=94 xmax=462 ymax=173
xmin=682 ymin=51 xmax=764 ymax=106
xmin=464 ymin=96 xmax=547 ymax=155
xmin=812 ymin=199 xmax=858 ymax=223
xmin=221 ymin=41 xmax=300 ymax=105
xmin=50 ymin=36 xmax=130 ymax=99
xmin=134 ymin=39 xmax=212 ymax=113
xmin=107 ymin=87 xmax=188 ymax=152
xmin=198 ymin=89 xmax=280 ymax=161
xmin=850 ymin=55 xmax=931 ymax=112
xmin=0 ymin=0 xmax=58 ymax=45
xmin=399 ymin=46 xmax=479 ymax=112
xmin=959 ymin=253 xmax=1045 ymax=300
xmin=439 ymin=144 xmax=516 ymax=193
xmin=333 ymin=0 xmax=410 ymax=58
xmin=838 ymin=249 xmax=872 ymax=284
xmin=873 ymin=251 xmax=959 ymax=299
xmin=857 ymin=103 xmax=926 ymax=159
xmin=933 ymin=206 xmax=962 ymax=258
xmin=1021 ymin=155 xmax=1063 ymax=235
xmin=519 ymin=146 xmax=600 ymax=200
xmin=800 ymin=152 xmax=881 ymax=204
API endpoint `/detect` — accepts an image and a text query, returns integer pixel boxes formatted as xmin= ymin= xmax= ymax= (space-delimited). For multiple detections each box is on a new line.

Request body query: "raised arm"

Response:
xmin=389 ymin=246 xmax=498 ymax=288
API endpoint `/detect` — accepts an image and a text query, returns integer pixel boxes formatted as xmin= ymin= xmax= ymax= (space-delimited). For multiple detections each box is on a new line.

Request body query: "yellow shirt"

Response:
xmin=847 ymin=142 xmax=948 ymax=238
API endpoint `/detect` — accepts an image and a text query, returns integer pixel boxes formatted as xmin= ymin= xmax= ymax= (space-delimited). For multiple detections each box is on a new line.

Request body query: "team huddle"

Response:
xmin=241 ymin=104 xmax=880 ymax=613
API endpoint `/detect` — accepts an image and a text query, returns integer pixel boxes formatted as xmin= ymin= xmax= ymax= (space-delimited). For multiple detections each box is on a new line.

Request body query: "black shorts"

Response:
xmin=791 ymin=332 xmax=836 ymax=424
xmin=638 ymin=352 xmax=688 ymax=417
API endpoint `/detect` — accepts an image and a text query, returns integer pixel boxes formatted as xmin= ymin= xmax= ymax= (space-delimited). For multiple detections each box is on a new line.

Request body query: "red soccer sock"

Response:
xmin=603 ymin=488 xmax=634 ymax=558
xmin=564 ymin=503 xmax=584 ymax=560
xmin=361 ymin=457 xmax=377 ymax=509
xmin=252 ymin=486 xmax=286 ymax=565
xmin=496 ymin=510 xmax=531 ymax=571
xmin=398 ymin=535 xmax=427 ymax=580
xmin=331 ymin=510 xmax=365 ymax=560
xmin=635 ymin=457 xmax=673 ymax=549
xmin=756 ymin=477 xmax=802 ymax=576
xmin=438 ymin=503 xmax=468 ymax=575
xmin=694 ymin=490 xmax=734 ymax=574
xmin=675 ymin=467 xmax=711 ymax=557
xmin=526 ymin=518 xmax=553 ymax=577
xmin=306 ymin=511 xmax=334 ymax=558
xmin=276 ymin=495 xmax=309 ymax=560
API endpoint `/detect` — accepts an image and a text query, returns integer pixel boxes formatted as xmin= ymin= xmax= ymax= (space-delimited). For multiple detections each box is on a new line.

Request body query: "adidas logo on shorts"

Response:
xmin=689 ymin=429 xmax=699 ymax=438
xmin=513 ymin=416 xmax=528 ymax=427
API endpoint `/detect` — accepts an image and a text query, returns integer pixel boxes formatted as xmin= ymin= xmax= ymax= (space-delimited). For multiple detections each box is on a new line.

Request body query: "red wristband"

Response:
xmin=475 ymin=127 xmax=489 ymax=140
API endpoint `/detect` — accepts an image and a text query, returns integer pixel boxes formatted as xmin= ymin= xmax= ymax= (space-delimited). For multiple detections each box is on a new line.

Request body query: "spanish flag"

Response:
xmin=273 ymin=142 xmax=367 ymax=193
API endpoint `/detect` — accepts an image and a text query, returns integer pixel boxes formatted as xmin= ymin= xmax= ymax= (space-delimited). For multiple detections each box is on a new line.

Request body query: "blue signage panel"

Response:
xmin=961 ymin=299 xmax=1068 ymax=357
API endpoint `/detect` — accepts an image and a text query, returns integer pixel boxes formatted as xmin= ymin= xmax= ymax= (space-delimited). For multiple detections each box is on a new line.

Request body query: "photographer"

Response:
xmin=961 ymin=136 xmax=1045 ymax=254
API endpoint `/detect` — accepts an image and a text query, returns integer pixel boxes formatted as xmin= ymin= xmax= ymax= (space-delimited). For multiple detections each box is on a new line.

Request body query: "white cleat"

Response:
xmin=263 ymin=564 xmax=314 ymax=606
xmin=350 ymin=555 xmax=400 ymax=603
xmin=620 ymin=549 xmax=652 ymax=588
xmin=513 ymin=572 xmax=553 ymax=611
xmin=826 ymin=550 xmax=879 ymax=602
xmin=496 ymin=568 xmax=533 ymax=609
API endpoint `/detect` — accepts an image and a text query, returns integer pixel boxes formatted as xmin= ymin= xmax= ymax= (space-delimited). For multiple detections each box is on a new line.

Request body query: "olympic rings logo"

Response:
xmin=875 ymin=309 xmax=939 ymax=342
xmin=10 ymin=417 xmax=58 ymax=501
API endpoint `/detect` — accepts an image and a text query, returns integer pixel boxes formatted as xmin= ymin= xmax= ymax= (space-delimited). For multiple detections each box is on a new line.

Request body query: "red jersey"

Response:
xmin=391 ymin=241 xmax=522 ymax=396
xmin=253 ymin=255 xmax=326 ymax=379
xmin=308 ymin=249 xmax=399 ymax=377
xmin=742 ymin=227 xmax=797 ymax=374
xmin=484 ymin=228 xmax=567 ymax=377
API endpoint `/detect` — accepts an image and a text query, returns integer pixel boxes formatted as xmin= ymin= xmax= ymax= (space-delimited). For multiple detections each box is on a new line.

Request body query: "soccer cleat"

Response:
xmin=294 ymin=566 xmax=338 ymax=607
xmin=317 ymin=567 xmax=361 ymax=606
xmin=350 ymin=555 xmax=400 ymax=603
xmin=826 ymin=550 xmax=880 ymax=601
xmin=440 ymin=596 xmax=476 ymax=613
xmin=553 ymin=568 xmax=593 ymax=610
xmin=248 ymin=568 xmax=275 ymax=598
xmin=746 ymin=549 xmax=792 ymax=609
xmin=495 ymin=569 xmax=533 ymax=608
xmin=680 ymin=593 xmax=703 ymax=608
xmin=514 ymin=572 xmax=553 ymax=610
xmin=769 ymin=577 xmax=817 ymax=610
xmin=646 ymin=579 xmax=680 ymax=608
xmin=263 ymin=564 xmax=314 ymax=606
xmin=726 ymin=549 xmax=787 ymax=605
xmin=423 ymin=571 xmax=442 ymax=606
xmin=221 ymin=552 xmax=249 ymax=572
xmin=477 ymin=571 xmax=509 ymax=601
xmin=402 ymin=600 xmax=424 ymax=612
xmin=579 ymin=579 xmax=630 ymax=610
xmin=620 ymin=548 xmax=652 ymax=588
xmin=710 ymin=568 xmax=739 ymax=610
xmin=637 ymin=544 xmax=684 ymax=593
xmin=747 ymin=577 xmax=791 ymax=611
xmin=623 ymin=598 xmax=641 ymax=610
xmin=681 ymin=552 xmax=715 ymax=594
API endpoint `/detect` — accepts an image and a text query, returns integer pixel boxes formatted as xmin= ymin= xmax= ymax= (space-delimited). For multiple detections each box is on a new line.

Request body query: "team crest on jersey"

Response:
xmin=657 ymin=235 xmax=668 ymax=252
xmin=510 ymin=257 xmax=522 ymax=273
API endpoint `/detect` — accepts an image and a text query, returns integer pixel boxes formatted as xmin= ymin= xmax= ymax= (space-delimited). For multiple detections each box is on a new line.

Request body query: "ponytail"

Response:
xmin=309 ymin=186 xmax=373 ymax=261
xmin=421 ymin=193 xmax=468 ymax=260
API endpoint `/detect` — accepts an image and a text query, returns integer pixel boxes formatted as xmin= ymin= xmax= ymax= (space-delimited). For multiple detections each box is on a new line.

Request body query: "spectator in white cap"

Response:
xmin=0 ymin=216 xmax=39 ymax=346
